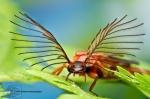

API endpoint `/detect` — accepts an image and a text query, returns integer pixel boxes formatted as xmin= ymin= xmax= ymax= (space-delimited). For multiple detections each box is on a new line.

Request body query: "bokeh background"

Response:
xmin=0 ymin=0 xmax=150 ymax=99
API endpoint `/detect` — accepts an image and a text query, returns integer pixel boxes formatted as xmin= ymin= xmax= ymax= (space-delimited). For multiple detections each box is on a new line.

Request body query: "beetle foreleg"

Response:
xmin=89 ymin=77 xmax=98 ymax=96
xmin=51 ymin=64 xmax=66 ymax=75
xmin=66 ymin=72 xmax=71 ymax=81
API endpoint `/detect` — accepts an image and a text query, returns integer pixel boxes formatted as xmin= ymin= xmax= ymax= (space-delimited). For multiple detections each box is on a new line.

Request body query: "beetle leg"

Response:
xmin=51 ymin=64 xmax=66 ymax=76
xmin=89 ymin=77 xmax=98 ymax=96
xmin=84 ymin=73 xmax=87 ymax=82
xmin=73 ymin=73 xmax=75 ymax=76
xmin=66 ymin=72 xmax=71 ymax=81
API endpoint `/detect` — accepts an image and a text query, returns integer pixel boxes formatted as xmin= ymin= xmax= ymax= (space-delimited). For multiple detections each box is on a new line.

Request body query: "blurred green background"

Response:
xmin=0 ymin=0 xmax=150 ymax=99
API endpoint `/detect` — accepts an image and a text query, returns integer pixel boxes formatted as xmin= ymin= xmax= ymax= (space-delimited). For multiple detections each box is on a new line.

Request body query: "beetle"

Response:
xmin=10 ymin=12 xmax=150 ymax=94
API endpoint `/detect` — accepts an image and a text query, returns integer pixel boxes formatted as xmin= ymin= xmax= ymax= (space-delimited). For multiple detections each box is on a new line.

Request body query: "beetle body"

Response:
xmin=64 ymin=51 xmax=150 ymax=92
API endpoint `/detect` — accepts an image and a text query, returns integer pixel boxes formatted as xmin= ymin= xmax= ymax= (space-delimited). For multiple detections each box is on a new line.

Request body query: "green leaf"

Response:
xmin=58 ymin=94 xmax=108 ymax=99
xmin=58 ymin=94 xmax=86 ymax=99
xmin=0 ymin=84 xmax=9 ymax=99
xmin=0 ymin=67 xmax=107 ymax=99
xmin=113 ymin=66 xmax=150 ymax=98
